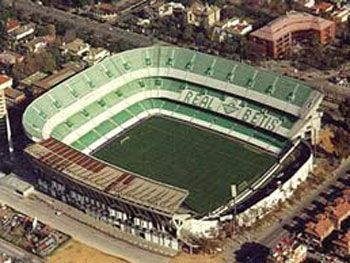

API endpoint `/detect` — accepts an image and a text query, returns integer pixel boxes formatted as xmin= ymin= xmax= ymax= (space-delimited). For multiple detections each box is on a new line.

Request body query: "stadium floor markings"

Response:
xmin=93 ymin=116 xmax=276 ymax=213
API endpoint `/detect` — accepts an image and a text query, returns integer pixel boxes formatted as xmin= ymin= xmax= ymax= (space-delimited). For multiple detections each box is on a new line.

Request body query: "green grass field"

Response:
xmin=93 ymin=117 xmax=276 ymax=213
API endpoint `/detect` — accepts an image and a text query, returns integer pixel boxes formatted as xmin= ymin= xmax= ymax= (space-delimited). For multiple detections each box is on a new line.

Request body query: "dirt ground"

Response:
xmin=317 ymin=127 xmax=335 ymax=154
xmin=170 ymin=252 xmax=227 ymax=263
xmin=48 ymin=240 xmax=129 ymax=263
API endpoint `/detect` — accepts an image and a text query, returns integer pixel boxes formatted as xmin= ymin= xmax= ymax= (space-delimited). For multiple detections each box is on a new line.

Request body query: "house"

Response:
xmin=85 ymin=47 xmax=110 ymax=65
xmin=6 ymin=18 xmax=20 ymax=33
xmin=271 ymin=237 xmax=307 ymax=263
xmin=305 ymin=213 xmax=335 ymax=242
xmin=5 ymin=88 xmax=26 ymax=107
xmin=8 ymin=23 xmax=35 ymax=41
xmin=333 ymin=230 xmax=350 ymax=255
xmin=159 ymin=2 xmax=185 ymax=18
xmin=331 ymin=6 xmax=350 ymax=23
xmin=21 ymin=35 xmax=56 ymax=54
xmin=303 ymin=0 xmax=315 ymax=8
xmin=90 ymin=3 xmax=119 ymax=21
xmin=212 ymin=17 xmax=253 ymax=42
xmin=60 ymin=38 xmax=91 ymax=58
xmin=325 ymin=197 xmax=350 ymax=229
xmin=0 ymin=51 xmax=24 ymax=66
xmin=19 ymin=71 xmax=48 ymax=91
xmin=187 ymin=0 xmax=220 ymax=28
xmin=329 ymin=0 xmax=347 ymax=8
xmin=311 ymin=2 xmax=334 ymax=14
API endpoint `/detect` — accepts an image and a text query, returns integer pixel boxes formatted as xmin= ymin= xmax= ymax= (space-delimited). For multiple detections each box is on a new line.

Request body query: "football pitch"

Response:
xmin=93 ymin=116 xmax=277 ymax=213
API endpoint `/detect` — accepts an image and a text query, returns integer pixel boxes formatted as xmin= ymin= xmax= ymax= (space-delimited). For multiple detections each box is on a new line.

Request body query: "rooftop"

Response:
xmin=61 ymin=38 xmax=90 ymax=54
xmin=325 ymin=197 xmax=350 ymax=222
xmin=0 ymin=75 xmax=11 ymax=85
xmin=0 ymin=173 xmax=34 ymax=194
xmin=305 ymin=213 xmax=335 ymax=240
xmin=0 ymin=50 xmax=24 ymax=65
xmin=91 ymin=3 xmax=119 ymax=14
xmin=5 ymin=87 xmax=25 ymax=99
xmin=6 ymin=18 xmax=20 ymax=32
xmin=188 ymin=0 xmax=219 ymax=16
xmin=0 ymin=75 xmax=12 ymax=90
xmin=25 ymin=138 xmax=189 ymax=215
xmin=333 ymin=230 xmax=350 ymax=248
xmin=20 ymin=71 xmax=48 ymax=87
xmin=312 ymin=2 xmax=334 ymax=12
xmin=33 ymin=66 xmax=82 ymax=91
xmin=250 ymin=11 xmax=335 ymax=41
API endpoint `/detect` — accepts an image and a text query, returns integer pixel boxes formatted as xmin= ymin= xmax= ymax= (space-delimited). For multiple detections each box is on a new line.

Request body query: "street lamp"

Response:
xmin=231 ymin=184 xmax=237 ymax=236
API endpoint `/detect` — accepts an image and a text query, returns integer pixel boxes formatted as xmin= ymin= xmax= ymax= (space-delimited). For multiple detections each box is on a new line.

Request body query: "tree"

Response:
xmin=183 ymin=26 xmax=193 ymax=42
xmin=195 ymin=32 xmax=206 ymax=46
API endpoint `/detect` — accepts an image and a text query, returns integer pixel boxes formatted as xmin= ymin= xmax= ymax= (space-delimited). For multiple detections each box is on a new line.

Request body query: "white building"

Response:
xmin=213 ymin=17 xmax=253 ymax=42
xmin=9 ymin=23 xmax=35 ymax=41
xmin=60 ymin=38 xmax=91 ymax=58
xmin=159 ymin=2 xmax=185 ymax=17
xmin=85 ymin=47 xmax=110 ymax=65
xmin=331 ymin=6 xmax=350 ymax=22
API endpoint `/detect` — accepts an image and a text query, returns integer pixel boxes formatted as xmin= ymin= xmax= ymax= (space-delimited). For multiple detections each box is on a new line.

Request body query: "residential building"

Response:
xmin=159 ymin=2 xmax=185 ymax=17
xmin=212 ymin=17 xmax=253 ymax=42
xmin=325 ymin=197 xmax=350 ymax=229
xmin=305 ymin=213 xmax=335 ymax=242
xmin=311 ymin=2 xmax=334 ymax=14
xmin=186 ymin=0 xmax=220 ymax=28
xmin=271 ymin=237 xmax=308 ymax=263
xmin=19 ymin=71 xmax=48 ymax=91
xmin=331 ymin=6 xmax=350 ymax=23
xmin=5 ymin=18 xmax=20 ymax=34
xmin=249 ymin=12 xmax=336 ymax=59
xmin=0 ymin=50 xmax=24 ymax=66
xmin=21 ymin=35 xmax=56 ymax=54
xmin=8 ymin=23 xmax=35 ymax=41
xmin=90 ymin=3 xmax=119 ymax=21
xmin=60 ymin=38 xmax=91 ymax=58
xmin=5 ymin=88 xmax=26 ymax=108
xmin=303 ymin=0 xmax=315 ymax=8
xmin=85 ymin=47 xmax=110 ymax=65
xmin=333 ymin=230 xmax=350 ymax=255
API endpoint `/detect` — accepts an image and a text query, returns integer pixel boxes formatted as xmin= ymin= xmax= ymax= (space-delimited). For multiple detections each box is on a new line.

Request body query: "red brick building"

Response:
xmin=333 ymin=230 xmax=350 ymax=255
xmin=249 ymin=12 xmax=336 ymax=59
xmin=305 ymin=213 xmax=335 ymax=242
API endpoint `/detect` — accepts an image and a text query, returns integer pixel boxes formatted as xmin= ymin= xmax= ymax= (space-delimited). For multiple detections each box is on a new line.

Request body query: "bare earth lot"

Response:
xmin=48 ymin=240 xmax=129 ymax=263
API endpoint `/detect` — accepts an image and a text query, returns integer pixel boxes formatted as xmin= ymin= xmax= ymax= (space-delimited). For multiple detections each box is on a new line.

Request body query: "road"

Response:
xmin=223 ymin=157 xmax=350 ymax=263
xmin=11 ymin=0 xmax=155 ymax=47
xmin=0 ymin=185 xmax=170 ymax=263
xmin=259 ymin=157 xmax=350 ymax=248
xmin=261 ymin=60 xmax=350 ymax=102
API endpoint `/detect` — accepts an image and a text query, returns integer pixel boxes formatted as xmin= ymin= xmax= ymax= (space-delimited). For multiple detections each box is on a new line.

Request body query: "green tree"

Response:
xmin=339 ymin=99 xmax=350 ymax=130
xmin=183 ymin=26 xmax=193 ymax=42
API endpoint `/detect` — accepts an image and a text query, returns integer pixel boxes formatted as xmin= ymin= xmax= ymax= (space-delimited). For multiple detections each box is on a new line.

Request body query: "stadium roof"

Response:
xmin=23 ymin=46 xmax=323 ymax=143
xmin=25 ymin=138 xmax=189 ymax=215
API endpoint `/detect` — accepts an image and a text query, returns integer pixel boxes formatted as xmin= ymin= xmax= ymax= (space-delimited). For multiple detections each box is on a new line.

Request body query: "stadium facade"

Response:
xmin=23 ymin=46 xmax=323 ymax=251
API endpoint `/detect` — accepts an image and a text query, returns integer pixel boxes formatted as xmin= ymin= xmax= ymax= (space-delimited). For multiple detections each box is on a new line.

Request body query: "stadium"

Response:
xmin=23 ymin=46 xmax=323 ymax=252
